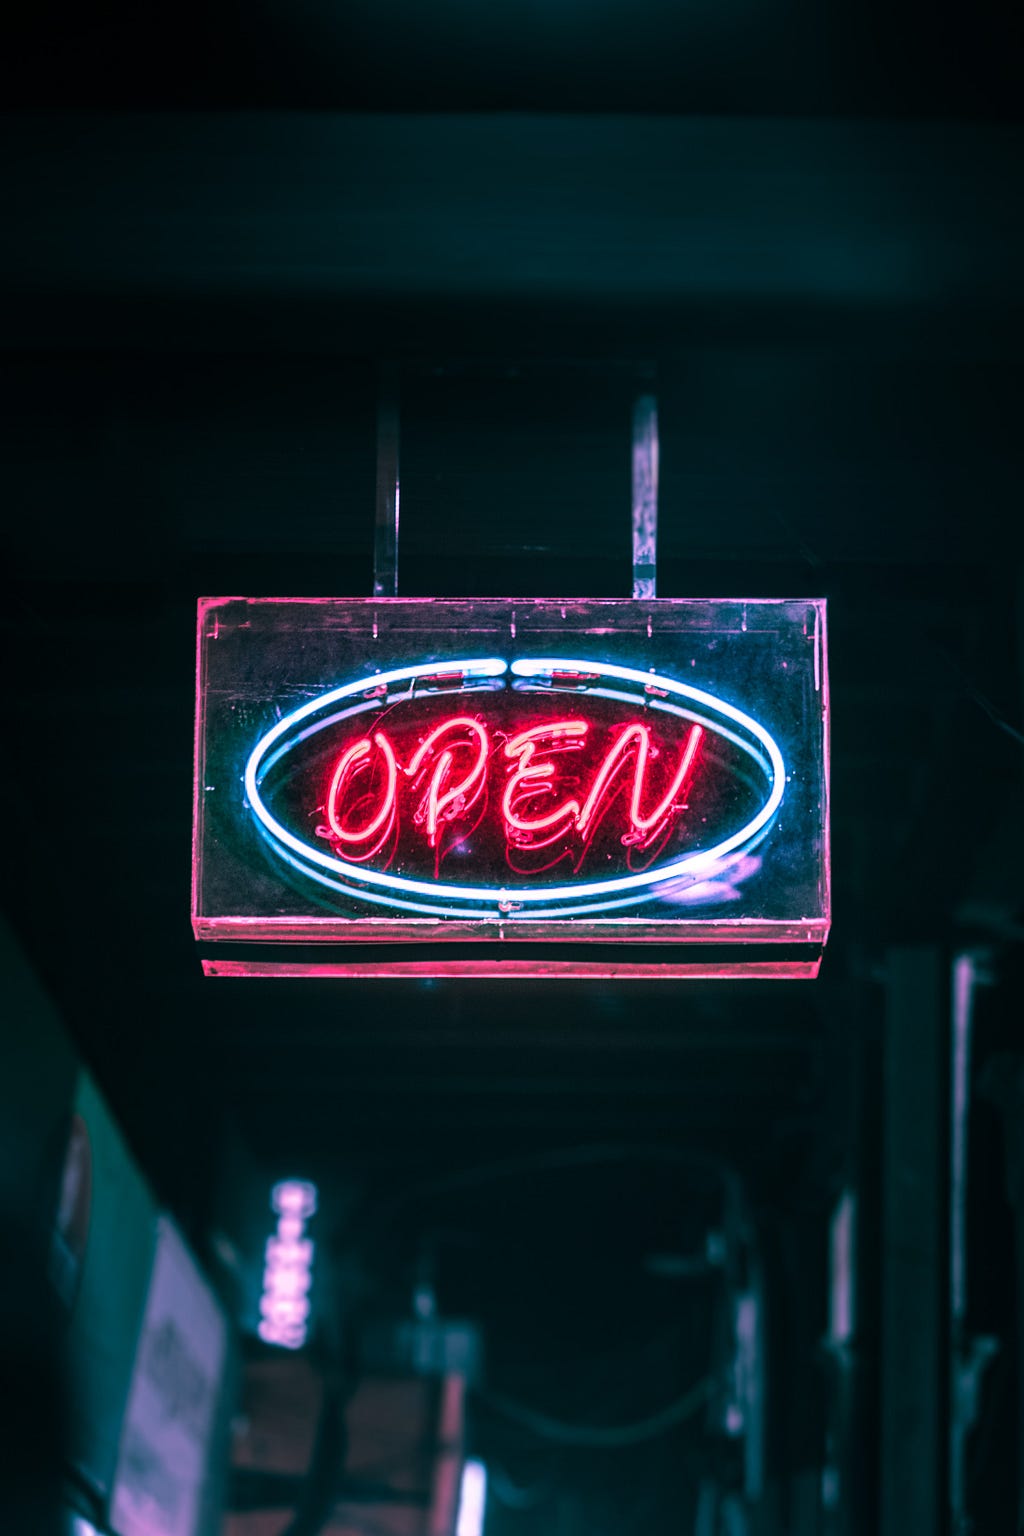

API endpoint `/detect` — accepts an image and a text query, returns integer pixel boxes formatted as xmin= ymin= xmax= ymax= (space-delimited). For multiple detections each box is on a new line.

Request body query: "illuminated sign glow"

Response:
xmin=193 ymin=598 xmax=830 ymax=977
xmin=258 ymin=1180 xmax=317 ymax=1350
xmin=325 ymin=716 xmax=703 ymax=854
xmin=456 ymin=1459 xmax=488 ymax=1536
xmin=243 ymin=658 xmax=785 ymax=918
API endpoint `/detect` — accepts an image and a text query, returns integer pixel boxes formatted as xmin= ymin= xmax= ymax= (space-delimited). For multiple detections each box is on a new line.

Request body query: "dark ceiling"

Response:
xmin=5 ymin=0 xmax=1023 ymax=116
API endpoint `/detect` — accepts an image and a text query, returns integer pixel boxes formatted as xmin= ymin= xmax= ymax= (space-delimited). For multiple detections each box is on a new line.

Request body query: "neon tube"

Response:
xmin=244 ymin=658 xmax=785 ymax=911
xmin=405 ymin=717 xmax=489 ymax=846
xmin=503 ymin=720 xmax=587 ymax=834
xmin=326 ymin=732 xmax=398 ymax=845
xmin=577 ymin=723 xmax=702 ymax=837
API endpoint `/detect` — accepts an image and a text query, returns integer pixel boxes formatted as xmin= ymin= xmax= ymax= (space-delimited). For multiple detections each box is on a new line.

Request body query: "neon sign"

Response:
xmin=193 ymin=599 xmax=830 ymax=977
xmin=242 ymin=659 xmax=785 ymax=918
xmin=327 ymin=713 xmax=703 ymax=855
xmin=258 ymin=1180 xmax=317 ymax=1350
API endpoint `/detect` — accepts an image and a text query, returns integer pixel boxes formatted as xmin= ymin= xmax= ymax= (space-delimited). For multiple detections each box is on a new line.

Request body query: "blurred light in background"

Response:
xmin=258 ymin=1179 xmax=317 ymax=1349
xmin=456 ymin=1458 xmax=488 ymax=1536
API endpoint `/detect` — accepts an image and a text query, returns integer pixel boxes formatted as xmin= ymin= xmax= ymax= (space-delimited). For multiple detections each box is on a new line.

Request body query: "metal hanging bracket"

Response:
xmin=373 ymin=364 xmax=400 ymax=597
xmin=374 ymin=364 xmax=658 ymax=602
xmin=631 ymin=392 xmax=659 ymax=600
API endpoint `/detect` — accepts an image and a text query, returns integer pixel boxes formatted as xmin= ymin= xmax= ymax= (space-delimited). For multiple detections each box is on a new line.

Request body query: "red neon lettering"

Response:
xmin=405 ymin=717 xmax=489 ymax=847
xmin=326 ymin=732 xmax=397 ymax=844
xmin=578 ymin=723 xmax=703 ymax=840
xmin=323 ymin=714 xmax=703 ymax=856
xmin=502 ymin=721 xmax=587 ymax=835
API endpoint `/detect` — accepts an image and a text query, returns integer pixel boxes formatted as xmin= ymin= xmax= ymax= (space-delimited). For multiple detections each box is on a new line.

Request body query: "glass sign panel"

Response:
xmin=193 ymin=599 xmax=829 ymax=977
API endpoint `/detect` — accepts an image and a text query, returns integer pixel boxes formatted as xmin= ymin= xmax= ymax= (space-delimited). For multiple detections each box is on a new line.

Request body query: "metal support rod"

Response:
xmin=631 ymin=393 xmax=659 ymax=600
xmin=374 ymin=366 xmax=400 ymax=597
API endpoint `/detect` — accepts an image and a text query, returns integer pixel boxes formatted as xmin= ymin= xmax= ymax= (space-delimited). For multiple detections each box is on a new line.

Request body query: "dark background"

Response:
xmin=2 ymin=0 xmax=1023 ymax=1530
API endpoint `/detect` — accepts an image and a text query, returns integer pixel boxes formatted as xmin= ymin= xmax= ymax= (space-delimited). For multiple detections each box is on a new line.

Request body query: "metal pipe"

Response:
xmin=631 ymin=393 xmax=658 ymax=600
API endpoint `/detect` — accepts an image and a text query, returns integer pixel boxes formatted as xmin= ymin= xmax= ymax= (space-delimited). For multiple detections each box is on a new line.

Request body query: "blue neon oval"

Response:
xmin=244 ymin=656 xmax=786 ymax=913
